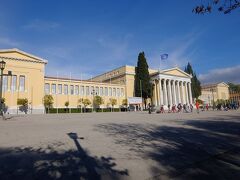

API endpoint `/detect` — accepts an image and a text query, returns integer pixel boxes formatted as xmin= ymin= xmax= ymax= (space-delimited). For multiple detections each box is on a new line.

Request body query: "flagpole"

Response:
xmin=57 ymin=71 xmax=58 ymax=114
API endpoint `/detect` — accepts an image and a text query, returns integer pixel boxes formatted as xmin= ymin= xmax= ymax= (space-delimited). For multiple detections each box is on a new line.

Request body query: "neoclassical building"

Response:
xmin=199 ymin=82 xmax=229 ymax=105
xmin=0 ymin=48 xmax=193 ymax=114
xmin=91 ymin=65 xmax=193 ymax=107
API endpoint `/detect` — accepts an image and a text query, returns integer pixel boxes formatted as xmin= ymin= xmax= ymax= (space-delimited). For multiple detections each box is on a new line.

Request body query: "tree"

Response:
xmin=17 ymin=98 xmax=28 ymax=114
xmin=193 ymin=0 xmax=240 ymax=14
xmin=82 ymin=98 xmax=91 ymax=112
xmin=65 ymin=101 xmax=69 ymax=113
xmin=135 ymin=52 xmax=152 ymax=108
xmin=228 ymin=82 xmax=240 ymax=92
xmin=93 ymin=95 xmax=104 ymax=108
xmin=122 ymin=99 xmax=128 ymax=107
xmin=43 ymin=95 xmax=54 ymax=113
xmin=109 ymin=98 xmax=117 ymax=111
xmin=184 ymin=62 xmax=201 ymax=100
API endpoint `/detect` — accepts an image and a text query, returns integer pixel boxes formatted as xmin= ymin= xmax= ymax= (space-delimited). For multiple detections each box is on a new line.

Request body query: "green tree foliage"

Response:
xmin=17 ymin=98 xmax=28 ymax=114
xmin=43 ymin=95 xmax=54 ymax=113
xmin=0 ymin=98 xmax=5 ymax=104
xmin=65 ymin=101 xmax=69 ymax=108
xmin=109 ymin=98 xmax=117 ymax=108
xmin=193 ymin=0 xmax=239 ymax=14
xmin=135 ymin=52 xmax=152 ymax=106
xmin=43 ymin=95 xmax=54 ymax=109
xmin=82 ymin=98 xmax=91 ymax=107
xmin=184 ymin=62 xmax=201 ymax=99
xmin=228 ymin=83 xmax=240 ymax=92
xmin=93 ymin=95 xmax=104 ymax=108
xmin=17 ymin=98 xmax=28 ymax=107
xmin=122 ymin=99 xmax=128 ymax=107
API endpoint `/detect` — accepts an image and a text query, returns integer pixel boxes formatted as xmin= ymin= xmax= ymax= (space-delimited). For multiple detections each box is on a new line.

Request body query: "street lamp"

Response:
xmin=91 ymin=89 xmax=97 ymax=112
xmin=0 ymin=59 xmax=12 ymax=117
xmin=140 ymin=79 xmax=143 ymax=110
xmin=0 ymin=60 xmax=6 ymax=116
xmin=210 ymin=88 xmax=215 ymax=110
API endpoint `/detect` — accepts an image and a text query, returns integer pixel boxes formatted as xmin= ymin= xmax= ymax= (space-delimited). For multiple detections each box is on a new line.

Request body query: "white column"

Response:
xmin=159 ymin=79 xmax=163 ymax=105
xmin=163 ymin=79 xmax=167 ymax=105
xmin=181 ymin=81 xmax=186 ymax=104
xmin=154 ymin=80 xmax=158 ymax=106
xmin=188 ymin=82 xmax=193 ymax=104
xmin=185 ymin=82 xmax=189 ymax=104
xmin=177 ymin=81 xmax=181 ymax=104
xmin=168 ymin=80 xmax=172 ymax=106
xmin=173 ymin=80 xmax=177 ymax=105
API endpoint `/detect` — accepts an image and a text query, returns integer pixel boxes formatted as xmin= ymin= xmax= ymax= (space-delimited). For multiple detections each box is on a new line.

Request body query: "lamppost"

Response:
xmin=210 ymin=88 xmax=215 ymax=110
xmin=91 ymin=89 xmax=97 ymax=112
xmin=0 ymin=59 xmax=12 ymax=117
xmin=140 ymin=79 xmax=143 ymax=110
xmin=0 ymin=60 xmax=6 ymax=116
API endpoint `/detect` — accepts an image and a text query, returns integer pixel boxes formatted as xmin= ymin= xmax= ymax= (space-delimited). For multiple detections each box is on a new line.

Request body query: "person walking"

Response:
xmin=196 ymin=101 xmax=200 ymax=113
xmin=148 ymin=103 xmax=151 ymax=114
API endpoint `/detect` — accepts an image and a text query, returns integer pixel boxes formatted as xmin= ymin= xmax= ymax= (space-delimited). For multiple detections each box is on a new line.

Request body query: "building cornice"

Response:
xmin=0 ymin=48 xmax=48 ymax=63
xmin=0 ymin=56 xmax=47 ymax=64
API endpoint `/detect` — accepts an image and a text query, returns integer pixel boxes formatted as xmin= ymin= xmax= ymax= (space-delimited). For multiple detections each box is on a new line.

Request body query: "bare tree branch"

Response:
xmin=193 ymin=0 xmax=240 ymax=14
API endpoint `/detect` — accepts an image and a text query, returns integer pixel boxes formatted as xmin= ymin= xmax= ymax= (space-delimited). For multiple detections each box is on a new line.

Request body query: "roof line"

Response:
xmin=0 ymin=48 xmax=48 ymax=63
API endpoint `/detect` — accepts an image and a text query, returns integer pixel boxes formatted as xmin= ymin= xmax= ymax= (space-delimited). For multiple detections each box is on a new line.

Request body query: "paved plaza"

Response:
xmin=0 ymin=110 xmax=240 ymax=180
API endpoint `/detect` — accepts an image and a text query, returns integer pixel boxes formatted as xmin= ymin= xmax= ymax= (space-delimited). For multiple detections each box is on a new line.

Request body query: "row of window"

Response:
xmin=2 ymin=75 xmax=25 ymax=92
xmin=45 ymin=83 xmax=125 ymax=97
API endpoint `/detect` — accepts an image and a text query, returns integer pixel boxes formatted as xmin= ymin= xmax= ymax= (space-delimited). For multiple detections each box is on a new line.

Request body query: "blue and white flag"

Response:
xmin=161 ymin=54 xmax=168 ymax=60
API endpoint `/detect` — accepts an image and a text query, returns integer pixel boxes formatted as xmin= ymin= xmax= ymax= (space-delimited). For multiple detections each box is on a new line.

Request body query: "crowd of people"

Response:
xmin=155 ymin=101 xmax=239 ymax=114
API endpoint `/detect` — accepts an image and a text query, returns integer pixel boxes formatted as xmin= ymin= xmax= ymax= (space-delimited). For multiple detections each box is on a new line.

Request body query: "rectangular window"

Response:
xmin=90 ymin=86 xmax=94 ymax=95
xmin=100 ymin=87 xmax=103 ymax=96
xmin=2 ymin=76 xmax=8 ymax=91
xmin=11 ymin=75 xmax=17 ymax=91
xmin=75 ymin=85 xmax=79 ymax=95
xmin=96 ymin=87 xmax=99 ymax=95
xmin=58 ymin=84 xmax=62 ymax=94
xmin=70 ymin=85 xmax=74 ymax=95
xmin=121 ymin=88 xmax=124 ymax=97
xmin=64 ymin=84 xmax=68 ymax=95
xmin=19 ymin=76 xmax=25 ymax=92
xmin=109 ymin=87 xmax=112 ymax=96
xmin=80 ymin=86 xmax=84 ymax=95
xmin=113 ymin=88 xmax=116 ymax=97
xmin=105 ymin=87 xmax=108 ymax=96
xmin=52 ymin=84 xmax=56 ymax=94
xmin=117 ymin=88 xmax=120 ymax=97
xmin=86 ymin=86 xmax=89 ymax=95
xmin=45 ymin=83 xmax=50 ymax=94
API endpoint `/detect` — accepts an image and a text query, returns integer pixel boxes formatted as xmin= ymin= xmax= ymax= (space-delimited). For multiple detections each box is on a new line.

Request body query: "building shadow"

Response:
xmin=95 ymin=115 xmax=240 ymax=179
xmin=0 ymin=132 xmax=128 ymax=180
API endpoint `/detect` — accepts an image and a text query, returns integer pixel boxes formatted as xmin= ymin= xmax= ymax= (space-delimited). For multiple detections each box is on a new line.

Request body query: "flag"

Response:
xmin=161 ymin=54 xmax=168 ymax=60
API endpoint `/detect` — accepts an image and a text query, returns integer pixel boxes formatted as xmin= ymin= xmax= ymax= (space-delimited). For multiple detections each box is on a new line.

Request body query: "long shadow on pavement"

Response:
xmin=96 ymin=114 xmax=240 ymax=179
xmin=0 ymin=132 xmax=128 ymax=180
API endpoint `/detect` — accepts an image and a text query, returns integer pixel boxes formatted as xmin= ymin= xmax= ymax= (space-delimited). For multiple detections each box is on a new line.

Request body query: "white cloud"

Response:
xmin=23 ymin=20 xmax=60 ymax=31
xmin=148 ymin=31 xmax=201 ymax=70
xmin=0 ymin=37 xmax=20 ymax=47
xmin=97 ymin=34 xmax=133 ymax=61
xmin=199 ymin=65 xmax=240 ymax=84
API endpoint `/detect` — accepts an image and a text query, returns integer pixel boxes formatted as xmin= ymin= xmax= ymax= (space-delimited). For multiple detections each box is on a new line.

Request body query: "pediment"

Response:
xmin=161 ymin=67 xmax=191 ymax=78
xmin=0 ymin=48 xmax=47 ymax=63
xmin=217 ymin=82 xmax=229 ymax=87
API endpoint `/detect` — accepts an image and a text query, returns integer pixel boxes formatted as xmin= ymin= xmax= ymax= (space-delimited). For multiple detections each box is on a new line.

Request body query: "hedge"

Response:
xmin=46 ymin=108 xmax=127 ymax=114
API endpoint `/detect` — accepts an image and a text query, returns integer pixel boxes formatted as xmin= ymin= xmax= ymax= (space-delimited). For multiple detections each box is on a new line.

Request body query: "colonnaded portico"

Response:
xmin=151 ymin=68 xmax=193 ymax=107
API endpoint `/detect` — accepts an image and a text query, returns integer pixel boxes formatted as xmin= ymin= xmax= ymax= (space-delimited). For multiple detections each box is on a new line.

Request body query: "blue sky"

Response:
xmin=0 ymin=0 xmax=239 ymax=83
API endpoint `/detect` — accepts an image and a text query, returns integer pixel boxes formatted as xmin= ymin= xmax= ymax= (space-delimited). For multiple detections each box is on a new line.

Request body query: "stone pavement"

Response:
xmin=0 ymin=110 xmax=239 ymax=180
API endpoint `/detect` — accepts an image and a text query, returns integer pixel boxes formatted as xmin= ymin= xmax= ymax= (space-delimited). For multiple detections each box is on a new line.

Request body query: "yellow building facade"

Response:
xmin=0 ymin=49 xmax=46 ymax=114
xmin=92 ymin=65 xmax=193 ymax=108
xmin=0 ymin=48 xmax=194 ymax=114
xmin=199 ymin=82 xmax=230 ymax=105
